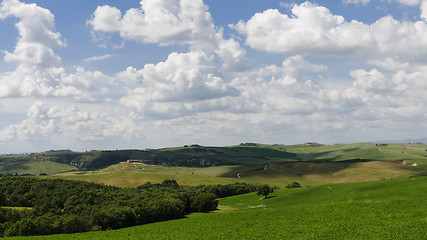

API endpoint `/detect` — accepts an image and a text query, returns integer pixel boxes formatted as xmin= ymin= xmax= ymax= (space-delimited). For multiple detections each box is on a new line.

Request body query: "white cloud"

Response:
xmin=2 ymin=0 xmax=427 ymax=151
xmin=88 ymin=0 xmax=212 ymax=46
xmin=345 ymin=65 xmax=427 ymax=122
xmin=392 ymin=0 xmax=421 ymax=6
xmin=279 ymin=2 xmax=296 ymax=9
xmin=421 ymin=0 xmax=427 ymax=20
xmin=351 ymin=68 xmax=392 ymax=92
xmin=215 ymin=32 xmax=248 ymax=72
xmin=0 ymin=0 xmax=65 ymax=68
xmin=342 ymin=0 xmax=371 ymax=4
xmin=120 ymin=51 xmax=239 ymax=118
xmin=88 ymin=0 xmax=248 ymax=72
xmin=228 ymin=56 xmax=341 ymax=115
xmin=0 ymin=0 xmax=117 ymax=101
xmin=83 ymin=54 xmax=112 ymax=63
xmin=0 ymin=64 xmax=116 ymax=101
xmin=232 ymin=1 xmax=427 ymax=62
xmin=0 ymin=0 xmax=70 ymax=98
xmin=0 ymin=101 xmax=143 ymax=148
xmin=343 ymin=0 xmax=421 ymax=5
xmin=0 ymin=66 xmax=84 ymax=98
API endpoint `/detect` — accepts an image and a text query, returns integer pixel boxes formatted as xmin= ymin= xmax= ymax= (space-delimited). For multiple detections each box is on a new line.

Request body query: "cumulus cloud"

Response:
xmin=0 ymin=101 xmax=142 ymax=147
xmin=421 ymin=0 xmax=427 ymax=20
xmin=0 ymin=66 xmax=86 ymax=98
xmin=342 ymin=64 xmax=427 ymax=123
xmin=126 ymin=54 xmax=427 ymax=145
xmin=120 ymin=51 xmax=239 ymax=118
xmin=2 ymin=0 xmax=427 ymax=150
xmin=232 ymin=1 xmax=427 ymax=62
xmin=0 ymin=0 xmax=71 ymax=98
xmin=226 ymin=54 xmax=427 ymax=132
xmin=228 ymin=56 xmax=339 ymax=115
xmin=0 ymin=0 xmax=117 ymax=101
xmin=88 ymin=0 xmax=212 ymax=46
xmin=0 ymin=64 xmax=117 ymax=101
xmin=88 ymin=0 xmax=247 ymax=72
xmin=0 ymin=0 xmax=65 ymax=67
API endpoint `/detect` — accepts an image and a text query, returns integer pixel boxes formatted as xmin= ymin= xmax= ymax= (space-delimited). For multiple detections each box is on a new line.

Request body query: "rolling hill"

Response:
xmin=2 ymin=142 xmax=426 ymax=187
xmin=6 ymin=176 xmax=427 ymax=239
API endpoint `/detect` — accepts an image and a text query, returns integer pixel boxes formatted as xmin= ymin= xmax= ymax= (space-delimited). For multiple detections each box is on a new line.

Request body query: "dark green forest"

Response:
xmin=0 ymin=145 xmax=296 ymax=171
xmin=0 ymin=177 xmax=257 ymax=237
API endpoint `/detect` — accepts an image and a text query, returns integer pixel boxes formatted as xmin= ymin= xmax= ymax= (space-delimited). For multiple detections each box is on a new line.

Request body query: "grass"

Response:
xmin=285 ymin=143 xmax=427 ymax=162
xmin=3 ymin=143 xmax=427 ymax=239
xmin=0 ymin=206 xmax=32 ymax=211
xmin=51 ymin=158 xmax=426 ymax=188
xmin=52 ymin=164 xmax=241 ymax=188
xmin=0 ymin=161 xmax=76 ymax=175
xmin=7 ymin=176 xmax=427 ymax=239
xmin=2 ymin=142 xmax=427 ymax=176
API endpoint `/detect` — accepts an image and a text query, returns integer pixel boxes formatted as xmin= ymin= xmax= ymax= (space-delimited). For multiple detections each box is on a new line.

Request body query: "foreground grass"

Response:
xmin=8 ymin=176 xmax=427 ymax=239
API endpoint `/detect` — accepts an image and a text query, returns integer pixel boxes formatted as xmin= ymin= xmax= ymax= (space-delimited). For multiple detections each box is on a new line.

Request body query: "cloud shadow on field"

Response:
xmin=0 ymin=162 xmax=30 ymax=173
xmin=294 ymin=147 xmax=362 ymax=162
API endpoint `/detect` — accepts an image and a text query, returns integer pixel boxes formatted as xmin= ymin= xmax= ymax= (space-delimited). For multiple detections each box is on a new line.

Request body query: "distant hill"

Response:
xmin=1 ymin=142 xmax=426 ymax=178
xmin=368 ymin=138 xmax=427 ymax=144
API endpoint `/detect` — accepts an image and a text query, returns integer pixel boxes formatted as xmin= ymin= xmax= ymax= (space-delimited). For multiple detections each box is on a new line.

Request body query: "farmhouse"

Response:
xmin=126 ymin=160 xmax=141 ymax=164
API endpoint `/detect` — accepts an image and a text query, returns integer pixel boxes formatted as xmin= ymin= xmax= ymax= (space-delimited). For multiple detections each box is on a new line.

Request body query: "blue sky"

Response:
xmin=1 ymin=0 xmax=427 ymax=153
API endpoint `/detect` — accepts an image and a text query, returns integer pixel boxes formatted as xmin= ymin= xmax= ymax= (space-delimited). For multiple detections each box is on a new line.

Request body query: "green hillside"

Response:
xmin=0 ymin=160 xmax=76 ymax=175
xmin=2 ymin=143 xmax=426 ymax=187
xmin=7 ymin=176 xmax=427 ymax=239
xmin=54 ymin=159 xmax=425 ymax=188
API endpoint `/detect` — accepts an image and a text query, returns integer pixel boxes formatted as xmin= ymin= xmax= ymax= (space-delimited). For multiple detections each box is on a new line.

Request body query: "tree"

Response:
xmin=256 ymin=184 xmax=273 ymax=198
xmin=5 ymin=218 xmax=38 ymax=236
xmin=190 ymin=193 xmax=218 ymax=212
xmin=286 ymin=182 xmax=301 ymax=188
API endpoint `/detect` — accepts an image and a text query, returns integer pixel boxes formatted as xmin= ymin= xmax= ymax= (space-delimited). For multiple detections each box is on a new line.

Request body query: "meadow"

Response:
xmin=6 ymin=176 xmax=427 ymax=239
xmin=2 ymin=143 xmax=427 ymax=187
xmin=1 ymin=143 xmax=426 ymax=238
xmin=53 ymin=156 xmax=426 ymax=188
xmin=0 ymin=160 xmax=76 ymax=175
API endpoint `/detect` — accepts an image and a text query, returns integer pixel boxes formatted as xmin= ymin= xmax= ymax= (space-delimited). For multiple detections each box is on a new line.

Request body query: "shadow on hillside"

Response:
xmin=218 ymin=158 xmax=373 ymax=179
xmin=0 ymin=162 xmax=30 ymax=173
xmin=216 ymin=147 xmax=297 ymax=164
xmin=263 ymin=195 xmax=277 ymax=199
xmin=295 ymin=147 xmax=361 ymax=161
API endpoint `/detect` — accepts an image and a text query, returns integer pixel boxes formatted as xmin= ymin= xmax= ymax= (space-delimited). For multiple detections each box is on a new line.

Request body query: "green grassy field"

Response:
xmin=7 ymin=176 xmax=427 ymax=239
xmin=0 ymin=143 xmax=423 ymax=188
xmin=2 ymin=143 xmax=427 ymax=239
xmin=0 ymin=160 xmax=76 ymax=175
xmin=2 ymin=142 xmax=427 ymax=175
xmin=52 ymin=158 xmax=426 ymax=188
xmin=285 ymin=142 xmax=427 ymax=161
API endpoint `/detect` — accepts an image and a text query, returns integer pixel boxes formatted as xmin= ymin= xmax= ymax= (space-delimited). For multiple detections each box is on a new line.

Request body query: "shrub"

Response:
xmin=190 ymin=193 xmax=218 ymax=212
xmin=256 ymin=184 xmax=274 ymax=198
xmin=286 ymin=182 xmax=301 ymax=188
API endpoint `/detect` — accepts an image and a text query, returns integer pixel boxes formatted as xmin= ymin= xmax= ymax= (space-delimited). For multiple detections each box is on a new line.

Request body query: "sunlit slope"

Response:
xmin=2 ymin=143 xmax=426 ymax=184
xmin=0 ymin=160 xmax=76 ymax=175
xmin=11 ymin=176 xmax=427 ymax=240
xmin=53 ymin=158 xmax=426 ymax=188
xmin=285 ymin=142 xmax=427 ymax=162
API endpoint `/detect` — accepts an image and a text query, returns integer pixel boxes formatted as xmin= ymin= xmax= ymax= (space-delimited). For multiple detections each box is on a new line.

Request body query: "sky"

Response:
xmin=1 ymin=0 xmax=427 ymax=153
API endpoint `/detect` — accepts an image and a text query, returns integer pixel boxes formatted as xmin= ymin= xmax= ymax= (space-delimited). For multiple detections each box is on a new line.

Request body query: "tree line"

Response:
xmin=0 ymin=177 xmax=257 ymax=237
